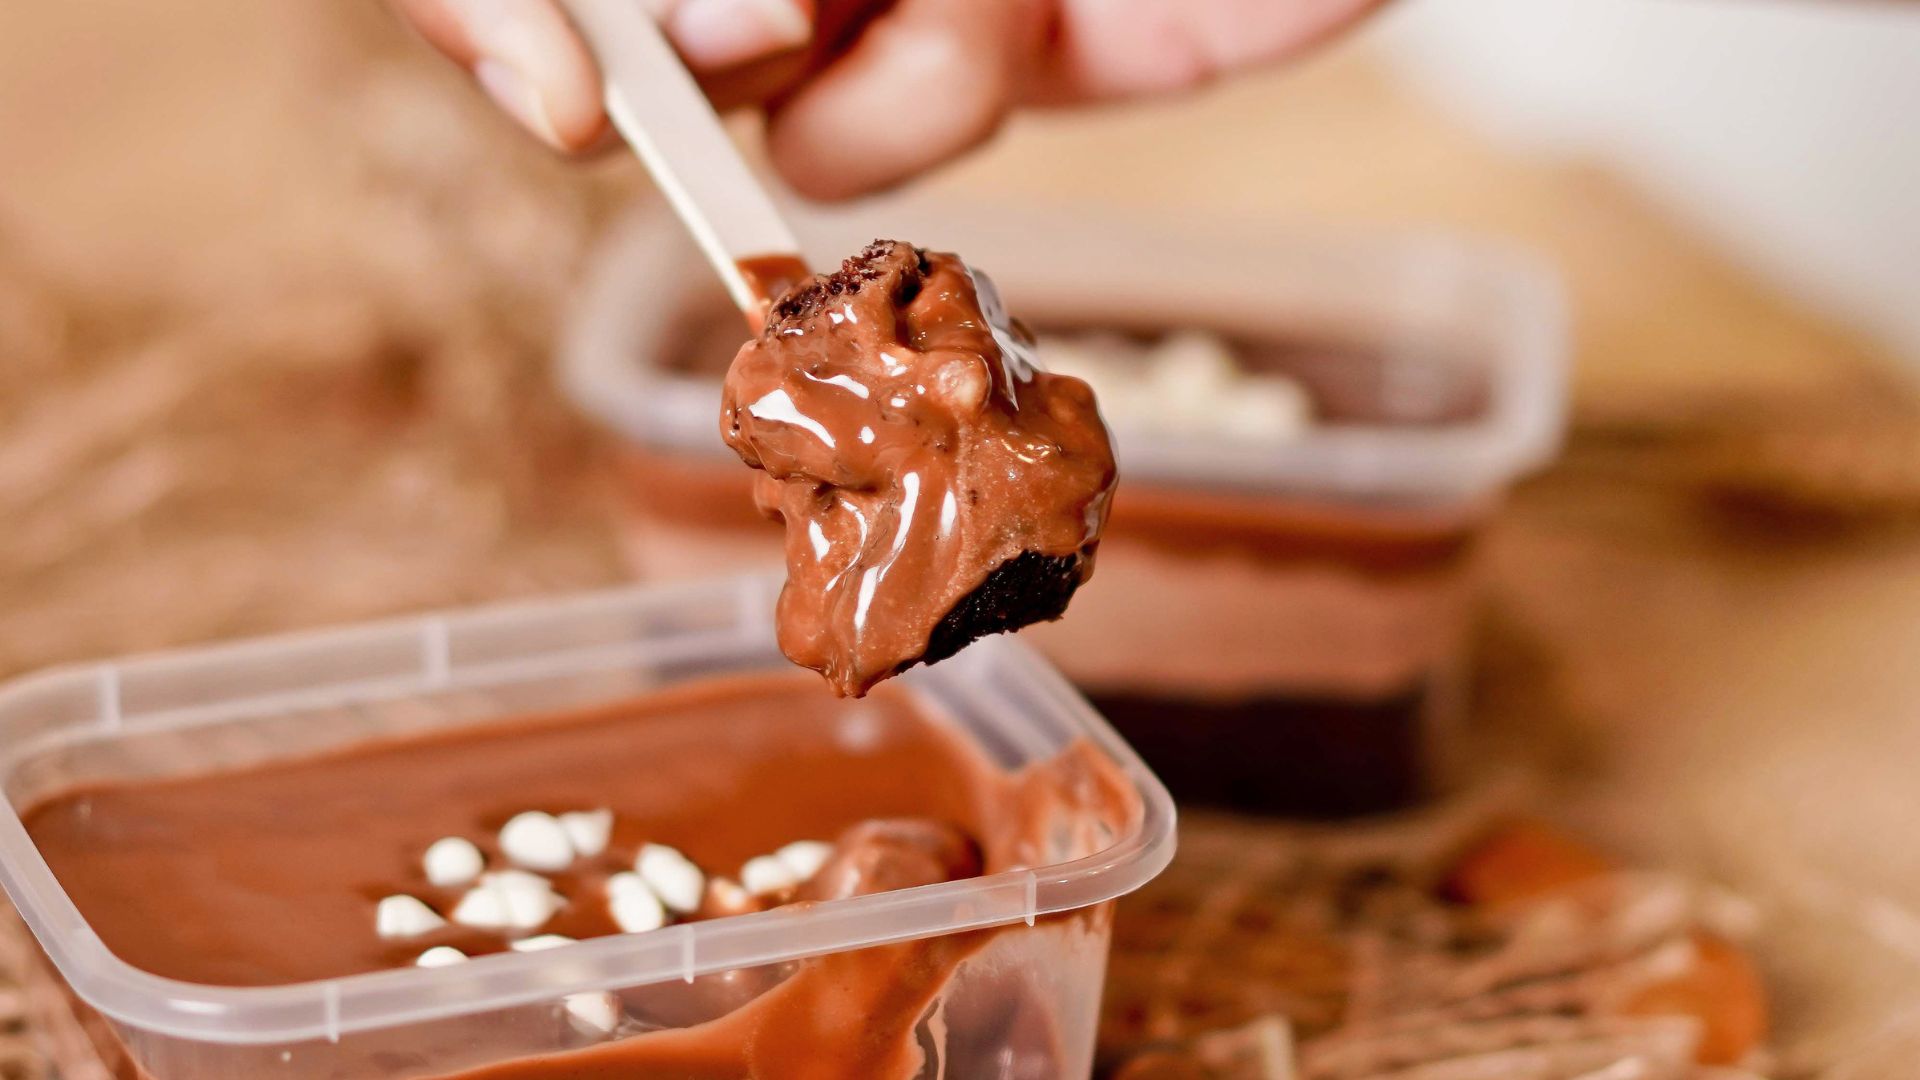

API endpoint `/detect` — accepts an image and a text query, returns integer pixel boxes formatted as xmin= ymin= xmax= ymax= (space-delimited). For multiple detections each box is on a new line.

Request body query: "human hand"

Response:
xmin=390 ymin=0 xmax=1386 ymax=198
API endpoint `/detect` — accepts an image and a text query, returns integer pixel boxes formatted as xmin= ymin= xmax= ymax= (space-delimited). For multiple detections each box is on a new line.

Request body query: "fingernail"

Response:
xmin=475 ymin=58 xmax=562 ymax=147
xmin=669 ymin=0 xmax=812 ymax=70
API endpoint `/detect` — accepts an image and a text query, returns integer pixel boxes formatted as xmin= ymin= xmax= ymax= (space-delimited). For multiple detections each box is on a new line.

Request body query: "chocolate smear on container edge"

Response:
xmin=721 ymin=241 xmax=1117 ymax=696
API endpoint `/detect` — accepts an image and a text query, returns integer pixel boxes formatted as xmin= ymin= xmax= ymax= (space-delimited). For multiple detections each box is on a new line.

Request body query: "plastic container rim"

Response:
xmin=559 ymin=200 xmax=1570 ymax=506
xmin=0 ymin=576 xmax=1177 ymax=1045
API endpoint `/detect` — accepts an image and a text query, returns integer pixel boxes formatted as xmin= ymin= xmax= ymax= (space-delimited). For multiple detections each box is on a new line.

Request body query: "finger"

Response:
xmin=1032 ymin=0 xmax=1390 ymax=103
xmin=764 ymin=0 xmax=1043 ymax=200
xmin=691 ymin=0 xmax=897 ymax=111
xmin=661 ymin=0 xmax=814 ymax=72
xmin=395 ymin=0 xmax=607 ymax=151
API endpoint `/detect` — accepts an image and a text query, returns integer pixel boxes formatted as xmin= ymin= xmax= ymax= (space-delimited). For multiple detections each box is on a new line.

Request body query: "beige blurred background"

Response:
xmin=2 ymin=0 xmax=1920 ymax=1068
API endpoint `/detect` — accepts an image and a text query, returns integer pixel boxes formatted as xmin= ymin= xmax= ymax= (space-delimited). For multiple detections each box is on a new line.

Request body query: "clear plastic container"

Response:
xmin=562 ymin=200 xmax=1568 ymax=816
xmin=0 ymin=575 xmax=1176 ymax=1078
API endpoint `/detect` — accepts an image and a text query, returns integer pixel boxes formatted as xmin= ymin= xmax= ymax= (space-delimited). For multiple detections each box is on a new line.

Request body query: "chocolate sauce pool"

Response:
xmin=24 ymin=673 xmax=1136 ymax=1078
xmin=722 ymin=242 xmax=1117 ymax=697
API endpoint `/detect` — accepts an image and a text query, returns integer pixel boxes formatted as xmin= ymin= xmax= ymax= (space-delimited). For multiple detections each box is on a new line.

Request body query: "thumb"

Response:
xmin=395 ymin=0 xmax=607 ymax=150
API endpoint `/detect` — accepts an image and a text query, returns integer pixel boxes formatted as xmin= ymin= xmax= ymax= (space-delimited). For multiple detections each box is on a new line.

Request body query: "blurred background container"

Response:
xmin=563 ymin=201 xmax=1568 ymax=816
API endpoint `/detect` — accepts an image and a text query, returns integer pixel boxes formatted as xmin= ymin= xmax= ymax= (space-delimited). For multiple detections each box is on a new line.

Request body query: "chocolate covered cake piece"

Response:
xmin=722 ymin=241 xmax=1116 ymax=696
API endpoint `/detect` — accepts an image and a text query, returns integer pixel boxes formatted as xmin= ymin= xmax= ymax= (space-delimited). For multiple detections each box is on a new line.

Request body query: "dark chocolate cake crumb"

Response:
xmin=915 ymin=549 xmax=1092 ymax=673
xmin=767 ymin=240 xmax=927 ymax=329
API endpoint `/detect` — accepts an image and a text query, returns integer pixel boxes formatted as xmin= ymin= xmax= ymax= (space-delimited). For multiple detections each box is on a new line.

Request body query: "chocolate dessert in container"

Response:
xmin=0 ymin=575 xmax=1175 ymax=1078
xmin=564 ymin=201 xmax=1569 ymax=816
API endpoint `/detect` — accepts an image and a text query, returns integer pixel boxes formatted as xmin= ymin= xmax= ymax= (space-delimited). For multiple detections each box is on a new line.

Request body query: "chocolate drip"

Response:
xmin=721 ymin=241 xmax=1117 ymax=695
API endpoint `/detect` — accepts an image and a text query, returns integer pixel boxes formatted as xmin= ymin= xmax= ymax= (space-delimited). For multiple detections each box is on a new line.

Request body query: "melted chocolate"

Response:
xmin=25 ymin=675 xmax=998 ymax=986
xmin=24 ymin=673 xmax=1137 ymax=1079
xmin=721 ymin=241 xmax=1117 ymax=696
xmin=733 ymin=254 xmax=813 ymax=330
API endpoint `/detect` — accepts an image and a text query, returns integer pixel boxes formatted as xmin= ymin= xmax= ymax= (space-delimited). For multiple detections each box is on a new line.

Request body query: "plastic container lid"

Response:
xmin=562 ymin=198 xmax=1569 ymax=506
xmin=0 ymin=575 xmax=1175 ymax=1045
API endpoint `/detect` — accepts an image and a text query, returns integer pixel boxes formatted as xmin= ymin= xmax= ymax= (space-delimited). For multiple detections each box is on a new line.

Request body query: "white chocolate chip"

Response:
xmin=606 ymin=872 xmax=667 ymax=933
xmin=375 ymin=895 xmax=446 ymax=939
xmin=449 ymin=883 xmax=510 ymax=926
xmin=563 ymin=991 xmax=621 ymax=1036
xmin=500 ymin=812 xmax=575 ymax=871
xmin=1218 ymin=379 xmax=1312 ymax=442
xmin=705 ymin=877 xmax=757 ymax=918
xmin=774 ymin=840 xmax=834 ymax=883
xmin=1040 ymin=332 xmax=1143 ymax=386
xmin=1149 ymin=330 xmax=1239 ymax=397
xmin=415 ymin=946 xmax=468 ymax=968
xmin=558 ymin=810 xmax=614 ymax=859
xmin=495 ymin=872 xmax=565 ymax=929
xmin=451 ymin=886 xmax=509 ymax=929
xmin=1038 ymin=328 xmax=1313 ymax=444
xmin=635 ymin=844 xmax=705 ymax=914
xmin=423 ymin=837 xmax=485 ymax=888
xmin=510 ymin=934 xmax=576 ymax=953
xmin=740 ymin=855 xmax=798 ymax=897
xmin=452 ymin=871 xmax=564 ymax=931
